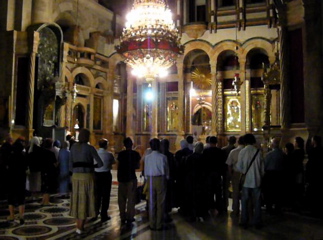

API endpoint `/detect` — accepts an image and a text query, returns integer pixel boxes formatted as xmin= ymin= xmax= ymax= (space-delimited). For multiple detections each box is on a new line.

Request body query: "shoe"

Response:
xmin=127 ymin=218 xmax=135 ymax=223
xmin=19 ymin=218 xmax=25 ymax=225
xmin=90 ymin=216 xmax=98 ymax=222
xmin=75 ymin=229 xmax=83 ymax=234
xmin=149 ymin=226 xmax=158 ymax=231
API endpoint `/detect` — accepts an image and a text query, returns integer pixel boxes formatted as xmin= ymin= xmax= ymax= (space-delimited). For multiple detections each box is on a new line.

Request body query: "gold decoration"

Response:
xmin=191 ymin=68 xmax=212 ymax=90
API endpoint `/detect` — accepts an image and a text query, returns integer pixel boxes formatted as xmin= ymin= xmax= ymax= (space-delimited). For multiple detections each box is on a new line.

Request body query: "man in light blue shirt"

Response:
xmin=144 ymin=138 xmax=169 ymax=231
xmin=236 ymin=134 xmax=264 ymax=229
xmin=95 ymin=138 xmax=115 ymax=222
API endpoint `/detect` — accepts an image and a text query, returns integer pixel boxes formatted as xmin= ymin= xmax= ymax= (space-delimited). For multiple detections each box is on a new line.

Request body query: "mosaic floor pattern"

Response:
xmin=1 ymin=184 xmax=323 ymax=240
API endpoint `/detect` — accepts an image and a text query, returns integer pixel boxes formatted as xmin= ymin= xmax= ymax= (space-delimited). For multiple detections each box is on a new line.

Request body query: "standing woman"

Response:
xmin=58 ymin=141 xmax=71 ymax=198
xmin=7 ymin=138 xmax=28 ymax=224
xmin=291 ymin=136 xmax=305 ymax=211
xmin=69 ymin=129 xmax=103 ymax=234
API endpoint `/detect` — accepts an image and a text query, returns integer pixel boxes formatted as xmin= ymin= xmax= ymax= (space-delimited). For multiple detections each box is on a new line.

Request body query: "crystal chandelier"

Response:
xmin=116 ymin=0 xmax=184 ymax=82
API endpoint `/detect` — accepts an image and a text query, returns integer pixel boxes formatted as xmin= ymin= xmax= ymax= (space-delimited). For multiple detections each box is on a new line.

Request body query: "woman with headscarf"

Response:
xmin=26 ymin=136 xmax=42 ymax=200
xmin=7 ymin=138 xmax=28 ymax=224
xmin=69 ymin=129 xmax=103 ymax=234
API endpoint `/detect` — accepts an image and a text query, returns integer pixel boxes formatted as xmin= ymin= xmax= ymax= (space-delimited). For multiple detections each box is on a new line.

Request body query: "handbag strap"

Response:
xmin=244 ymin=149 xmax=260 ymax=175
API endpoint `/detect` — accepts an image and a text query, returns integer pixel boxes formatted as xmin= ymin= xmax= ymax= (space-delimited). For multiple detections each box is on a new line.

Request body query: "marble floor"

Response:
xmin=0 ymin=175 xmax=323 ymax=240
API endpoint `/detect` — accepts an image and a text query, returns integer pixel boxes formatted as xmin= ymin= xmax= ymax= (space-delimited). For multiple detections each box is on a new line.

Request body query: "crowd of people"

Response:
xmin=0 ymin=131 xmax=322 ymax=233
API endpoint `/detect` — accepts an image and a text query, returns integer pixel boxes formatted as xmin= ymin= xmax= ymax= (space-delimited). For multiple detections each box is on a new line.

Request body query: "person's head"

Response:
xmin=285 ymin=142 xmax=294 ymax=154
xmin=123 ymin=137 xmax=133 ymax=149
xmin=228 ymin=136 xmax=237 ymax=145
xmin=150 ymin=138 xmax=160 ymax=151
xmin=243 ymin=134 xmax=256 ymax=145
xmin=186 ymin=135 xmax=194 ymax=144
xmin=237 ymin=135 xmax=245 ymax=146
xmin=294 ymin=136 xmax=304 ymax=149
xmin=62 ymin=141 xmax=70 ymax=149
xmin=79 ymin=129 xmax=90 ymax=143
xmin=12 ymin=138 xmax=25 ymax=153
xmin=53 ymin=140 xmax=61 ymax=148
xmin=311 ymin=135 xmax=322 ymax=148
xmin=180 ymin=139 xmax=188 ymax=149
xmin=209 ymin=136 xmax=218 ymax=146
xmin=194 ymin=142 xmax=204 ymax=154
xmin=99 ymin=138 xmax=108 ymax=149
xmin=43 ymin=138 xmax=53 ymax=149
xmin=160 ymin=139 xmax=170 ymax=154
xmin=271 ymin=137 xmax=280 ymax=149
xmin=206 ymin=136 xmax=211 ymax=144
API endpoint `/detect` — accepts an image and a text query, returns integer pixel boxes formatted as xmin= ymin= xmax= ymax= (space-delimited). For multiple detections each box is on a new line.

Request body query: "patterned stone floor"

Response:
xmin=1 ymin=182 xmax=323 ymax=240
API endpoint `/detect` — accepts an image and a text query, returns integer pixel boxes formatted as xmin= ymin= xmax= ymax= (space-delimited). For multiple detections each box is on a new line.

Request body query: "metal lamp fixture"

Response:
xmin=116 ymin=0 xmax=184 ymax=82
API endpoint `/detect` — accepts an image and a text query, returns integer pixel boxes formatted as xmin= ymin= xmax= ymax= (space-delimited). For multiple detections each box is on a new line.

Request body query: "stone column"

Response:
xmin=126 ymin=66 xmax=134 ymax=140
xmin=245 ymin=70 xmax=251 ymax=133
xmin=176 ymin=59 xmax=185 ymax=137
xmin=26 ymin=31 xmax=40 ymax=140
xmin=32 ymin=0 xmax=52 ymax=24
xmin=175 ymin=58 xmax=185 ymax=149
xmin=211 ymin=64 xmax=217 ymax=136
xmin=239 ymin=58 xmax=247 ymax=134
xmin=151 ymin=79 xmax=158 ymax=138
xmin=216 ymin=72 xmax=223 ymax=135
xmin=278 ymin=13 xmax=291 ymax=130
xmin=106 ymin=65 xmax=114 ymax=147
xmin=303 ymin=0 xmax=323 ymax=136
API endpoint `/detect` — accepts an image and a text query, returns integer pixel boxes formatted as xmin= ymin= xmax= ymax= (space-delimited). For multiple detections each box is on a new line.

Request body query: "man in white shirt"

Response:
xmin=226 ymin=136 xmax=245 ymax=216
xmin=144 ymin=138 xmax=169 ymax=231
xmin=95 ymin=138 xmax=115 ymax=222
xmin=236 ymin=134 xmax=264 ymax=229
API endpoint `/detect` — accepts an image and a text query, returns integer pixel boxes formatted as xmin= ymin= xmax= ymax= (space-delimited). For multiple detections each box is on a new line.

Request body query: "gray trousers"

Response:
xmin=147 ymin=176 xmax=167 ymax=229
xmin=118 ymin=179 xmax=137 ymax=221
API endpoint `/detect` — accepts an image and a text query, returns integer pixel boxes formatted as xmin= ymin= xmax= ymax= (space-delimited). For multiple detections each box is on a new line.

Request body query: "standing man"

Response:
xmin=263 ymin=137 xmax=284 ymax=215
xmin=145 ymin=138 xmax=169 ymax=231
xmin=203 ymin=136 xmax=226 ymax=214
xmin=95 ymin=138 xmax=115 ymax=222
xmin=226 ymin=136 xmax=244 ymax=216
xmin=117 ymin=137 xmax=141 ymax=225
xmin=236 ymin=134 xmax=264 ymax=229
xmin=222 ymin=135 xmax=237 ymax=212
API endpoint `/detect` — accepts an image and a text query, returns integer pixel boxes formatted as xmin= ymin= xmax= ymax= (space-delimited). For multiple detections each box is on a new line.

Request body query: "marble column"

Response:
xmin=126 ymin=66 xmax=134 ymax=140
xmin=26 ymin=31 xmax=40 ymax=140
xmin=239 ymin=58 xmax=247 ymax=134
xmin=303 ymin=0 xmax=323 ymax=136
xmin=278 ymin=12 xmax=291 ymax=130
xmin=211 ymin=63 xmax=217 ymax=136
xmin=176 ymin=59 xmax=185 ymax=137
xmin=151 ymin=79 xmax=158 ymax=138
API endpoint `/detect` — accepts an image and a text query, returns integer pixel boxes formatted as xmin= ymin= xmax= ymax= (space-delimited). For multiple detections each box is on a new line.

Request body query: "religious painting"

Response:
xmin=251 ymin=94 xmax=264 ymax=131
xmin=166 ymin=98 xmax=179 ymax=132
xmin=224 ymin=96 xmax=241 ymax=132
xmin=43 ymin=102 xmax=54 ymax=126
xmin=93 ymin=97 xmax=102 ymax=130
xmin=192 ymin=106 xmax=212 ymax=136
xmin=143 ymin=100 xmax=152 ymax=132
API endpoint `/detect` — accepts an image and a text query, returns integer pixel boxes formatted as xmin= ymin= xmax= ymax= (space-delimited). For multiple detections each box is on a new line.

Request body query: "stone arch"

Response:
xmin=95 ymin=77 xmax=108 ymax=90
xmin=211 ymin=41 xmax=241 ymax=65
xmin=242 ymin=38 xmax=275 ymax=64
xmin=72 ymin=67 xmax=95 ymax=88
xmin=183 ymin=41 xmax=213 ymax=61
xmin=193 ymin=102 xmax=212 ymax=114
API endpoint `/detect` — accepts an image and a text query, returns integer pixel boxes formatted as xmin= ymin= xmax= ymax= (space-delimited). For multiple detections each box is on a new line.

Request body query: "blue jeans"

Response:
xmin=241 ymin=187 xmax=262 ymax=225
